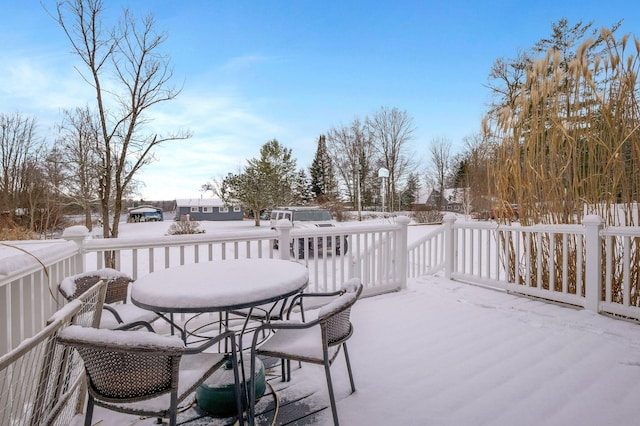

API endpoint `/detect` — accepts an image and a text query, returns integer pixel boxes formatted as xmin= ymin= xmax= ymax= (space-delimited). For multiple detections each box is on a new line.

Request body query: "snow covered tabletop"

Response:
xmin=131 ymin=259 xmax=309 ymax=313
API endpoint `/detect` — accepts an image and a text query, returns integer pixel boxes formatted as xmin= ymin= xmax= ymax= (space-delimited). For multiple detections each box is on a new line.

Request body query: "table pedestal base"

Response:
xmin=196 ymin=358 xmax=265 ymax=416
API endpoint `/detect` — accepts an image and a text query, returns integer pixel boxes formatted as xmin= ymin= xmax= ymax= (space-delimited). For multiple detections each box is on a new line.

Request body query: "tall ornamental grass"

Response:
xmin=488 ymin=30 xmax=640 ymax=305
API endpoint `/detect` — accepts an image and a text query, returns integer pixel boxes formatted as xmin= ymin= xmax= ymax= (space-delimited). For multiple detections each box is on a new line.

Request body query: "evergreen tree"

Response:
xmin=400 ymin=172 xmax=420 ymax=209
xmin=293 ymin=168 xmax=314 ymax=205
xmin=309 ymin=135 xmax=338 ymax=202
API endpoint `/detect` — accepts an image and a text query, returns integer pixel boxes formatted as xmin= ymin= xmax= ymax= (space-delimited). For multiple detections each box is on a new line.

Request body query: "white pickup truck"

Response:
xmin=269 ymin=207 xmax=348 ymax=258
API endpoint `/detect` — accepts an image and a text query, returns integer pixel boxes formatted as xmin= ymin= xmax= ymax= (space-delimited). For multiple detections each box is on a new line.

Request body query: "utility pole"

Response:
xmin=378 ymin=168 xmax=389 ymax=213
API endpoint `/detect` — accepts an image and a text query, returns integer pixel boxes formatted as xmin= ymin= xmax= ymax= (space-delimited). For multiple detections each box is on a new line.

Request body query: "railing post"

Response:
xmin=583 ymin=215 xmax=603 ymax=313
xmin=443 ymin=213 xmax=457 ymax=280
xmin=275 ymin=219 xmax=293 ymax=261
xmin=62 ymin=225 xmax=90 ymax=274
xmin=396 ymin=215 xmax=411 ymax=290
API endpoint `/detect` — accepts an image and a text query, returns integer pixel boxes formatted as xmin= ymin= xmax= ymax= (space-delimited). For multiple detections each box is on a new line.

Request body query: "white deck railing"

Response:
xmin=3 ymin=213 xmax=640 ymax=356
xmin=1 ymin=217 xmax=410 ymax=356
xmin=408 ymin=214 xmax=640 ymax=322
xmin=0 ymin=240 xmax=82 ymax=355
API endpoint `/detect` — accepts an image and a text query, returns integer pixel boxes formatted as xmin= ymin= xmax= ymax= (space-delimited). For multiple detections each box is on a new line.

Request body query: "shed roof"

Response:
xmin=128 ymin=205 xmax=162 ymax=213
xmin=129 ymin=207 xmax=160 ymax=213
xmin=175 ymin=198 xmax=225 ymax=207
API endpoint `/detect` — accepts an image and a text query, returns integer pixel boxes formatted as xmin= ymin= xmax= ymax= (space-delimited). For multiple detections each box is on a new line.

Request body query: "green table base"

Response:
xmin=196 ymin=358 xmax=266 ymax=416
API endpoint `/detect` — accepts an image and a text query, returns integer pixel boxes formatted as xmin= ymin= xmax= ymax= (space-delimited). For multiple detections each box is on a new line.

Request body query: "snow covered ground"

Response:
xmin=82 ymin=218 xmax=640 ymax=425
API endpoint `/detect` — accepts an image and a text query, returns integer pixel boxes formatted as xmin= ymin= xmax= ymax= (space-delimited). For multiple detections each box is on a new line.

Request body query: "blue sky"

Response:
xmin=1 ymin=1 xmax=638 ymax=200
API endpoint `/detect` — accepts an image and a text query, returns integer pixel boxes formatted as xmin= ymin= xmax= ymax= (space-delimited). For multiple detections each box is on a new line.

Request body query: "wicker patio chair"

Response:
xmin=249 ymin=279 xmax=363 ymax=426
xmin=266 ymin=278 xmax=363 ymax=382
xmin=56 ymin=325 xmax=244 ymax=426
xmin=58 ymin=268 xmax=159 ymax=329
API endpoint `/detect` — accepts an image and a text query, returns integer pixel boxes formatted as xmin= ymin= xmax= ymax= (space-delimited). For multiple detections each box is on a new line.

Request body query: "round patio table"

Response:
xmin=131 ymin=258 xmax=309 ymax=314
xmin=130 ymin=258 xmax=309 ymax=416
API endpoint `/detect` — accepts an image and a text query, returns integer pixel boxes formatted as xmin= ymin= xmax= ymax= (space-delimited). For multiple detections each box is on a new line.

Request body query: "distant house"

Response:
xmin=128 ymin=205 xmax=163 ymax=222
xmin=175 ymin=198 xmax=243 ymax=221
xmin=422 ymin=188 xmax=471 ymax=212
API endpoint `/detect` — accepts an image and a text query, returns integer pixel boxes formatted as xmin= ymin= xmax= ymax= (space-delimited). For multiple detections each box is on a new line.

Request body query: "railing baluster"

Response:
xmin=549 ymin=232 xmax=555 ymax=292
xmin=605 ymin=235 xmax=612 ymax=303
xmin=131 ymin=249 xmax=138 ymax=280
xmin=562 ymin=233 xmax=568 ymax=293
xmin=148 ymin=247 xmax=154 ymax=273
xmin=623 ymin=236 xmax=631 ymax=306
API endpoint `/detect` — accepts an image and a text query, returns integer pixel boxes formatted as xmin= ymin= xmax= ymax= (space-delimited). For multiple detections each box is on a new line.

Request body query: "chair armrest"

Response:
xmin=286 ymin=290 xmax=344 ymax=319
xmin=102 ymin=305 xmax=124 ymax=324
xmin=115 ymin=321 xmax=156 ymax=332
xmin=260 ymin=319 xmax=321 ymax=330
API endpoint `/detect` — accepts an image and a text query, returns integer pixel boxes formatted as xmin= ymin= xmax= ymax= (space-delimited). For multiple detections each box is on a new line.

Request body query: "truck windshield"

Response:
xmin=293 ymin=210 xmax=333 ymax=221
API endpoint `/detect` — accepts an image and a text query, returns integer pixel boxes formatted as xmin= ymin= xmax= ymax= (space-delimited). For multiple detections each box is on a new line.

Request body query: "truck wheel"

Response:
xmin=292 ymin=238 xmax=307 ymax=259
xmin=335 ymin=236 xmax=349 ymax=256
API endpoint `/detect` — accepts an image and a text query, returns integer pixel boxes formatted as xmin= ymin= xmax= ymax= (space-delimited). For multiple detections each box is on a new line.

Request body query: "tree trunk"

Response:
xmin=84 ymin=209 xmax=92 ymax=231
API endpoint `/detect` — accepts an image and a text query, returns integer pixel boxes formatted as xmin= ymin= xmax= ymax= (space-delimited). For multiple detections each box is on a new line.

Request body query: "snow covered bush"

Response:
xmin=167 ymin=217 xmax=205 ymax=235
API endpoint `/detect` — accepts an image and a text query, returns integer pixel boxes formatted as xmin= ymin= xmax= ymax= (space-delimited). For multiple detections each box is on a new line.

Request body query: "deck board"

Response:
xmin=174 ymin=362 xmax=329 ymax=425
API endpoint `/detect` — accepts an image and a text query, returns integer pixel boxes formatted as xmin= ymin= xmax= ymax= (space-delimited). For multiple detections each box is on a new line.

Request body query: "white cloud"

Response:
xmin=0 ymin=49 xmax=95 ymax=135
xmin=136 ymin=88 xmax=287 ymax=200
xmin=0 ymin=45 xmax=296 ymax=201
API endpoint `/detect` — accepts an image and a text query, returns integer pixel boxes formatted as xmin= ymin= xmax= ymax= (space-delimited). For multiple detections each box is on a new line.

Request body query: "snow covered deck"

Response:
xmin=86 ymin=274 xmax=640 ymax=426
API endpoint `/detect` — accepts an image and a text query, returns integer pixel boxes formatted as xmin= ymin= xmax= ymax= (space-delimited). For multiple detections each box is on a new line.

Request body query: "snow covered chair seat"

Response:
xmin=56 ymin=325 xmax=243 ymax=426
xmin=59 ymin=268 xmax=159 ymax=329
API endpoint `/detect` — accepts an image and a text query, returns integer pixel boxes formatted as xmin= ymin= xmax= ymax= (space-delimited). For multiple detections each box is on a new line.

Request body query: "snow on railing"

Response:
xmin=83 ymin=227 xmax=279 ymax=278
xmin=448 ymin=218 xmax=587 ymax=308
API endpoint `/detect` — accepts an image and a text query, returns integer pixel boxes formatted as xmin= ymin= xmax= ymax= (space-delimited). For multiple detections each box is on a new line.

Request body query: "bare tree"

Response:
xmin=53 ymin=0 xmax=190 ymax=255
xmin=484 ymin=50 xmax=532 ymax=122
xmin=0 ymin=112 xmax=41 ymax=221
xmin=460 ymin=132 xmax=493 ymax=214
xmin=326 ymin=118 xmax=376 ymax=219
xmin=56 ymin=106 xmax=101 ymax=230
xmin=428 ymin=137 xmax=452 ymax=211
xmin=367 ymin=106 xmax=416 ymax=212
xmin=20 ymin=151 xmax=68 ymax=237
